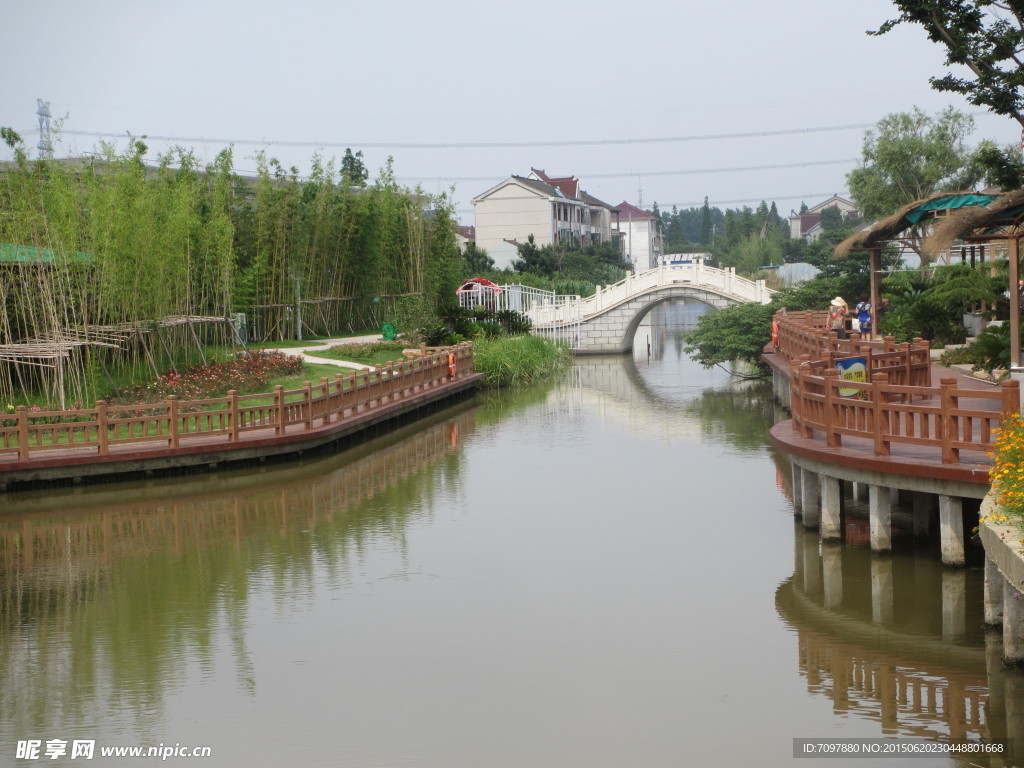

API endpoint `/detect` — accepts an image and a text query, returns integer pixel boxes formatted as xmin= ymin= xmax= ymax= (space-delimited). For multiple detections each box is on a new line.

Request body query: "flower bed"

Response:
xmin=104 ymin=349 xmax=304 ymax=406
xmin=986 ymin=414 xmax=1024 ymax=530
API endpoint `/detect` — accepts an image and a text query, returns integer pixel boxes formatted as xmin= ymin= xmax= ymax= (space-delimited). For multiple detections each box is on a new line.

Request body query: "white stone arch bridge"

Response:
xmin=460 ymin=264 xmax=773 ymax=353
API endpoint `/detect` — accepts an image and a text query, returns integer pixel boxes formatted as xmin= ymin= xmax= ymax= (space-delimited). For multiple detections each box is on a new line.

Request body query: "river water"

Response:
xmin=1 ymin=301 xmax=1019 ymax=767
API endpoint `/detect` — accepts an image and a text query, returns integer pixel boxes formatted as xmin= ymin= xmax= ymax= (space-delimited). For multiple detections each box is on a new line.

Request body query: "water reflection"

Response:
xmin=0 ymin=405 xmax=479 ymax=749
xmin=777 ymin=523 xmax=1024 ymax=759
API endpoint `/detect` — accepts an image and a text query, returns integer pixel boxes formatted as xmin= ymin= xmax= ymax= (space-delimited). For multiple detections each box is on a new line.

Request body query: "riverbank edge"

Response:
xmin=979 ymin=492 xmax=1024 ymax=599
xmin=0 ymin=374 xmax=483 ymax=492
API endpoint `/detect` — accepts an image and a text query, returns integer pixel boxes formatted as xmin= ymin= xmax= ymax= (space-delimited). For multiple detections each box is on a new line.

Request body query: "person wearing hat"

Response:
xmin=828 ymin=296 xmax=848 ymax=339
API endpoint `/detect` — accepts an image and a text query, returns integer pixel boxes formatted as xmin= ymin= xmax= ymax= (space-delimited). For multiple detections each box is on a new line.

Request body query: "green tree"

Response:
xmin=847 ymin=107 xmax=982 ymax=264
xmin=700 ymin=196 xmax=713 ymax=244
xmin=871 ymin=2 xmax=1024 ymax=128
xmin=341 ymin=148 xmax=369 ymax=186
xmin=462 ymin=243 xmax=495 ymax=274
xmin=848 ymin=107 xmax=979 ymax=219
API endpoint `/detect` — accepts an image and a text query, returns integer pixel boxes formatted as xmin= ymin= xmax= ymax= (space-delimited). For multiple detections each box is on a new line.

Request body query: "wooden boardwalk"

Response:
xmin=765 ymin=313 xmax=1021 ymax=488
xmin=0 ymin=344 xmax=482 ymax=490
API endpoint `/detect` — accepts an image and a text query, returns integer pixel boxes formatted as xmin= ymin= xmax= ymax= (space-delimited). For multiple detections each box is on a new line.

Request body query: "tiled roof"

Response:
xmin=579 ymin=190 xmax=612 ymax=209
xmin=531 ymin=168 xmax=579 ymax=199
xmin=510 ymin=175 xmax=561 ymax=197
xmin=613 ymin=201 xmax=657 ymax=221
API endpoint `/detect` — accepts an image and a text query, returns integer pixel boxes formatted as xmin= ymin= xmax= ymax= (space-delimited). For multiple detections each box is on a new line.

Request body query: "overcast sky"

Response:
xmin=2 ymin=0 xmax=1020 ymax=224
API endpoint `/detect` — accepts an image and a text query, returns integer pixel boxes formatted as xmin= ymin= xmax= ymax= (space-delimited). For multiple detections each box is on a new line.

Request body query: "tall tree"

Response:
xmin=341 ymin=148 xmax=369 ymax=187
xmin=871 ymin=2 xmax=1024 ymax=128
xmin=847 ymin=107 xmax=981 ymax=222
xmin=700 ymin=196 xmax=712 ymax=245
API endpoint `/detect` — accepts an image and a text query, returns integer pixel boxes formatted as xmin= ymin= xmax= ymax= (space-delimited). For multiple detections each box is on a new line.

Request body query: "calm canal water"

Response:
xmin=1 ymin=301 xmax=1019 ymax=767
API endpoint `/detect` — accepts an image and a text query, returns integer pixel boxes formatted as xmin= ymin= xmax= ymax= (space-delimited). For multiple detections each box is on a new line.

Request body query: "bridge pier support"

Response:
xmin=820 ymin=475 xmax=842 ymax=541
xmin=800 ymin=469 xmax=819 ymax=529
xmin=869 ymin=484 xmax=892 ymax=553
xmin=939 ymin=495 xmax=965 ymax=567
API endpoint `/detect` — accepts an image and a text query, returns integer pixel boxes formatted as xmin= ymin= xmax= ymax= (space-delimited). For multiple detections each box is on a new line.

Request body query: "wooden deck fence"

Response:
xmin=776 ymin=310 xmax=932 ymax=387
xmin=0 ymin=343 xmax=475 ymax=464
xmin=774 ymin=311 xmax=1020 ymax=464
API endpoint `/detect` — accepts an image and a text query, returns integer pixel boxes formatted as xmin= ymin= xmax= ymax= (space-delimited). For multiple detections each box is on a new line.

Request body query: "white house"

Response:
xmin=788 ymin=194 xmax=858 ymax=242
xmin=472 ymin=169 xmax=614 ymax=269
xmin=612 ymin=201 xmax=663 ymax=271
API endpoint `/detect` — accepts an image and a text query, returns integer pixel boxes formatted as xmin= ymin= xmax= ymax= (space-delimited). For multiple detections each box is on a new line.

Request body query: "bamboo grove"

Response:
xmin=0 ymin=141 xmax=462 ymax=408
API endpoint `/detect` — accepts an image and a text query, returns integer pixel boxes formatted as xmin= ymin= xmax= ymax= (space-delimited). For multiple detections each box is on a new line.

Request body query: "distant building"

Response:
xmin=612 ymin=201 xmax=664 ymax=271
xmin=472 ymin=168 xmax=614 ymax=269
xmin=456 ymin=225 xmax=475 ymax=252
xmin=789 ymin=195 xmax=858 ymax=242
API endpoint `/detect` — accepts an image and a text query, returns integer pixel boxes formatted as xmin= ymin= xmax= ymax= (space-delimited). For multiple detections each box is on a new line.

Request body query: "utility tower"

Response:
xmin=36 ymin=99 xmax=53 ymax=159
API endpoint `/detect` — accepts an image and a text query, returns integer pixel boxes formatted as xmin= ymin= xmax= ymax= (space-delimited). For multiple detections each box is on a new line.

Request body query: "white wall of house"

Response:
xmin=617 ymin=218 xmax=662 ymax=271
xmin=474 ymin=182 xmax=554 ymax=269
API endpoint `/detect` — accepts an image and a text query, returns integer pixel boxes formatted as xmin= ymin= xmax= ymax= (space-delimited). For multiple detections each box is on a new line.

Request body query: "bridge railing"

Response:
xmin=580 ymin=263 xmax=772 ymax=318
xmin=0 ymin=343 xmax=474 ymax=465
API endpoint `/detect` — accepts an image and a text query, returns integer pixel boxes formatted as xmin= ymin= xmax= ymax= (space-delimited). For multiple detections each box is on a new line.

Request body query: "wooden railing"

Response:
xmin=789 ymin=359 xmax=1019 ymax=464
xmin=0 ymin=343 xmax=475 ymax=464
xmin=776 ymin=311 xmax=932 ymax=387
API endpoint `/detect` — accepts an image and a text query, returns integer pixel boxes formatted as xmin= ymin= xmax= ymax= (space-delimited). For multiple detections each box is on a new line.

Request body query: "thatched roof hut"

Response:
xmin=834 ymin=192 xmax=999 ymax=258
xmin=833 ymin=190 xmax=1024 ymax=377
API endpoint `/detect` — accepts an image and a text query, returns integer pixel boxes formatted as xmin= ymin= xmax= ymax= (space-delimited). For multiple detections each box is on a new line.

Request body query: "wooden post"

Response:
xmin=96 ymin=400 xmax=108 ymax=455
xmin=320 ymin=377 xmax=330 ymax=423
xmin=798 ymin=362 xmax=813 ymax=438
xmin=228 ymin=389 xmax=239 ymax=442
xmin=303 ymin=382 xmax=313 ymax=429
xmin=790 ymin=360 xmax=802 ymax=432
xmin=1001 ymin=379 xmax=1021 ymax=418
xmin=16 ymin=406 xmax=29 ymax=462
xmin=940 ymin=377 xmax=958 ymax=464
xmin=167 ymin=395 xmax=179 ymax=449
xmin=274 ymin=385 xmax=285 ymax=436
xmin=871 ymin=373 xmax=889 ymax=456
xmin=824 ymin=368 xmax=840 ymax=447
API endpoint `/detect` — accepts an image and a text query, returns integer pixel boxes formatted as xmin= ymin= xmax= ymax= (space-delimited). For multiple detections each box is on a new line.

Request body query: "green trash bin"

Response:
xmin=381 ymin=322 xmax=396 ymax=341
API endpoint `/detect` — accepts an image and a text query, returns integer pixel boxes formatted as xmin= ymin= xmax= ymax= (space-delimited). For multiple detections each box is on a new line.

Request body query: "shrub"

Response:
xmin=989 ymin=414 xmax=1024 ymax=530
xmin=472 ymin=335 xmax=571 ymax=388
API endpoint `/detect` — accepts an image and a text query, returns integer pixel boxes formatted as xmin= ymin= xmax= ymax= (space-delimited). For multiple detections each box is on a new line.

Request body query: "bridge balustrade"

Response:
xmin=580 ymin=263 xmax=771 ymax=318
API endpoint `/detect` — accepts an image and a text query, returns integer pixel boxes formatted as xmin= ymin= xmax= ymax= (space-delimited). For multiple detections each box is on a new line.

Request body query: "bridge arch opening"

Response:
xmin=622 ymin=296 xmax=715 ymax=353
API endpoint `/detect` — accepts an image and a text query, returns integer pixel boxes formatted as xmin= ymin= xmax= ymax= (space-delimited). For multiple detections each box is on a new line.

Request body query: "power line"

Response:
xmin=401 ymin=159 xmax=858 ymax=183
xmin=13 ymin=122 xmax=880 ymax=150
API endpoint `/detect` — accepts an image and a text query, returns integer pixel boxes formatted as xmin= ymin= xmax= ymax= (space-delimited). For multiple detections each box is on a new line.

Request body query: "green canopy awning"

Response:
xmin=903 ymin=194 xmax=1000 ymax=224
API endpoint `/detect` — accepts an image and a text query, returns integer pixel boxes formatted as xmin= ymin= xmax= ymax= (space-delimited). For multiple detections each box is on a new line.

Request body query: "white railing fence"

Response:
xmin=457 ymin=284 xmax=582 ymax=348
xmin=457 ymin=265 xmax=771 ymax=350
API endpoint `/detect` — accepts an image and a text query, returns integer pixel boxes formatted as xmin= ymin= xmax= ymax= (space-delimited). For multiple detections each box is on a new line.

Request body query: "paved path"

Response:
xmin=264 ymin=335 xmax=385 ymax=370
